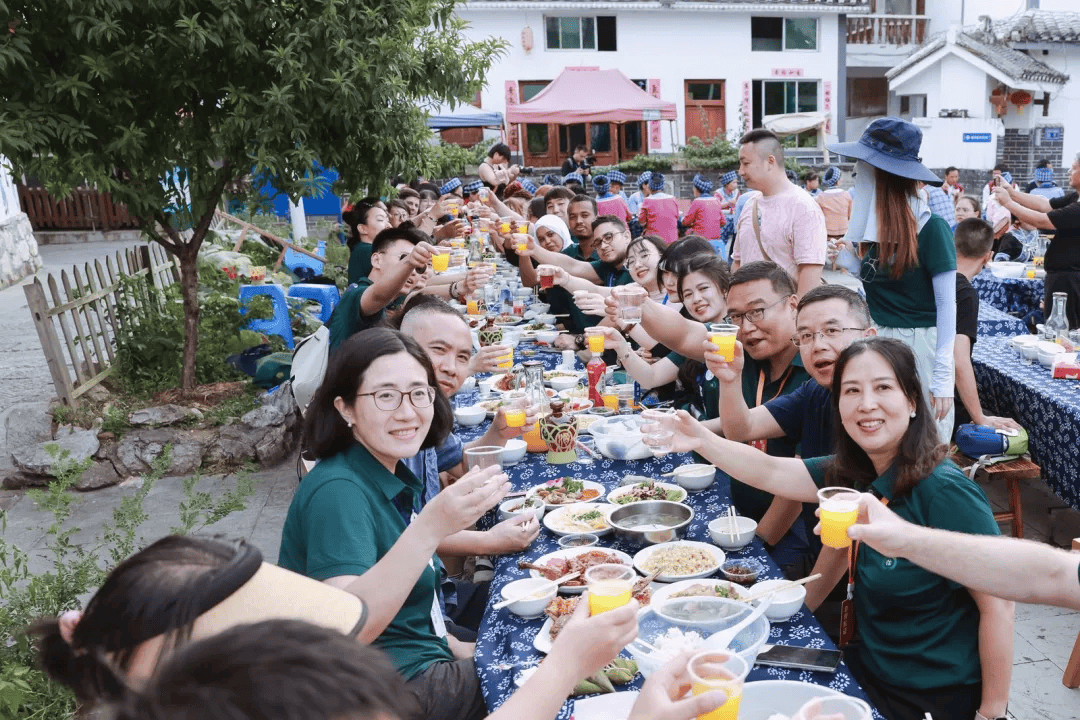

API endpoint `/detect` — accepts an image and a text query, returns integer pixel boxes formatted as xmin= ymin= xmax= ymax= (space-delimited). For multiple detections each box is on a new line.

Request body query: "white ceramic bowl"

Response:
xmin=514 ymin=287 xmax=533 ymax=298
xmin=500 ymin=439 xmax=528 ymax=465
xmin=750 ymin=578 xmax=807 ymax=623
xmin=535 ymin=330 xmax=560 ymax=345
xmin=590 ymin=416 xmax=651 ymax=460
xmin=534 ymin=313 xmax=557 ymax=325
xmin=529 ymin=302 xmax=550 ymax=314
xmin=548 ymin=375 xmax=581 ymax=392
xmin=1021 ymin=338 xmax=1041 ymax=362
xmin=1011 ymin=334 xmax=1037 ymax=357
xmin=672 ymin=464 xmax=717 ymax=492
xmin=988 ymin=261 xmax=1025 ymax=278
xmin=497 ymin=496 xmax=545 ymax=523
xmin=1037 ymin=340 xmax=1066 ymax=367
xmin=500 ymin=577 xmax=557 ymax=619
xmin=453 ymin=405 xmax=486 ymax=426
xmin=708 ymin=515 xmax=757 ymax=550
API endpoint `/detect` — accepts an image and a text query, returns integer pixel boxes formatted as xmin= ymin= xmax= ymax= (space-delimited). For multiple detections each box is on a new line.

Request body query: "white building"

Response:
xmin=456 ymin=0 xmax=870 ymax=167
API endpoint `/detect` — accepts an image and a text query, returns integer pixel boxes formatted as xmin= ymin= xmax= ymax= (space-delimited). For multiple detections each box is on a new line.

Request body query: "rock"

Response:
xmin=128 ymin=404 xmax=198 ymax=427
xmin=110 ymin=428 xmax=206 ymax=476
xmin=12 ymin=430 xmax=101 ymax=477
xmin=254 ymin=423 xmax=290 ymax=464
xmin=55 ymin=424 xmax=79 ymax=438
xmin=97 ymin=431 xmax=115 ymax=442
xmin=75 ymin=461 xmax=121 ymax=490
xmin=4 ymin=403 xmax=53 ymax=455
xmin=2 ymin=470 xmax=48 ymax=489
xmin=241 ymin=405 xmax=285 ymax=429
xmin=85 ymin=385 xmax=111 ymax=403
xmin=204 ymin=425 xmax=261 ymax=466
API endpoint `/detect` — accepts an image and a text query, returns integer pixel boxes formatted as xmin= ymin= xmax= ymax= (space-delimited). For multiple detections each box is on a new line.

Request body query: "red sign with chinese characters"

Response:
xmin=771 ymin=68 xmax=804 ymax=78
xmin=505 ymin=81 xmax=519 ymax=151
xmin=823 ymin=80 xmax=832 ymax=134
xmin=741 ymin=81 xmax=751 ymax=133
xmin=648 ymin=79 xmax=662 ymax=150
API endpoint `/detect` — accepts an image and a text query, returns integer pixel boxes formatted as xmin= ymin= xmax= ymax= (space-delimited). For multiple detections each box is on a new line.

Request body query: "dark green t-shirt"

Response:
xmin=803 ymin=455 xmax=1000 ymax=689
xmin=729 ymin=353 xmax=809 ymax=521
xmin=562 ymin=243 xmax=599 ymax=262
xmin=327 ymin=278 xmax=382 ymax=353
xmin=861 ymin=215 xmax=956 ymax=328
xmin=348 ymin=242 xmax=373 ymax=285
xmin=278 ymin=443 xmax=454 ymax=680
xmin=564 ymin=259 xmax=633 ymax=332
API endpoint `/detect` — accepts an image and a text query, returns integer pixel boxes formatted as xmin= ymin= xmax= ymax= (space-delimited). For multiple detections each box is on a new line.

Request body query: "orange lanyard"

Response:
xmin=839 ymin=496 xmax=889 ymax=649
xmin=749 ymin=366 xmax=795 ymax=453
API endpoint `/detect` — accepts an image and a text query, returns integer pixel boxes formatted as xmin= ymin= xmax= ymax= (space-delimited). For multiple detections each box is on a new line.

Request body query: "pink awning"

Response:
xmin=505 ymin=67 xmax=677 ymax=124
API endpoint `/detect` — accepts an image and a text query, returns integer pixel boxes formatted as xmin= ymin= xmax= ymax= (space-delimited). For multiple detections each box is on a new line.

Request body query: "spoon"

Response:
xmin=492 ymin=572 xmax=580 ymax=610
xmin=702 ymin=595 xmax=773 ymax=652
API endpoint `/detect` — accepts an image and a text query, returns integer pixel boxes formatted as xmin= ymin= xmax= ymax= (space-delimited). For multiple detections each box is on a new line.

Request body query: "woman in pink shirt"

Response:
xmin=593 ymin=174 xmax=632 ymax=225
xmin=639 ymin=173 xmax=679 ymax=244
xmin=681 ymin=174 xmax=725 ymax=240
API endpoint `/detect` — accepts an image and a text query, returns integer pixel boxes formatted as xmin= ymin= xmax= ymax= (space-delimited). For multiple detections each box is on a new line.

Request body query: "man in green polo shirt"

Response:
xmin=327 ymin=227 xmax=434 ymax=353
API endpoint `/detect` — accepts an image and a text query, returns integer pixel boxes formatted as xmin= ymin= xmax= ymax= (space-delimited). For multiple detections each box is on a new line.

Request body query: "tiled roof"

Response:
xmin=990 ymin=10 xmax=1080 ymax=44
xmin=887 ymin=30 xmax=1068 ymax=86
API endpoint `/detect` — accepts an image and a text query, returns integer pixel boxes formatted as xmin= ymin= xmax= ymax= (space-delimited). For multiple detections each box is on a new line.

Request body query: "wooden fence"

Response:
xmin=17 ymin=184 xmax=141 ymax=231
xmin=24 ymin=243 xmax=181 ymax=407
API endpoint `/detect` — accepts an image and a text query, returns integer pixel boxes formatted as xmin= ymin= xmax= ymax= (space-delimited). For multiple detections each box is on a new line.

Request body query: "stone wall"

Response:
xmin=0 ymin=212 xmax=42 ymax=290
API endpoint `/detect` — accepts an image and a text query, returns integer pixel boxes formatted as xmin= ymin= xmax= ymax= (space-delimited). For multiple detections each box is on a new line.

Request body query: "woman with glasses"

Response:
xmin=828 ymin=118 xmax=957 ymax=443
xmin=278 ymin=327 xmax=510 ymax=720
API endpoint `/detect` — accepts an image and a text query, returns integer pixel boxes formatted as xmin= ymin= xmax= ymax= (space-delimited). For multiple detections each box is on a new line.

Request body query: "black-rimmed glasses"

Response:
xmin=724 ymin=295 xmax=792 ymax=327
xmin=791 ymin=327 xmax=868 ymax=347
xmin=357 ymin=387 xmax=437 ymax=411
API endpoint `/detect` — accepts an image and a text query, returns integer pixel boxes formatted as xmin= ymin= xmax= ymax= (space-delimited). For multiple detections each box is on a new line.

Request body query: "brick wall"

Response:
xmin=994 ymin=125 xmax=1066 ymax=187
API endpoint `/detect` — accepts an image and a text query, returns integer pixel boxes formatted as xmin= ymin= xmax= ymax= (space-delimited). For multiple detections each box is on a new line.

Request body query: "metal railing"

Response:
xmin=847 ymin=14 xmax=929 ymax=46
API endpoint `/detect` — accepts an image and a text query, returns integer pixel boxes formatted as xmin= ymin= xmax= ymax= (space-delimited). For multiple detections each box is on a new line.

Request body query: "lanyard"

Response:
xmin=748 ymin=365 xmax=795 ymax=453
xmin=839 ymin=495 xmax=889 ymax=648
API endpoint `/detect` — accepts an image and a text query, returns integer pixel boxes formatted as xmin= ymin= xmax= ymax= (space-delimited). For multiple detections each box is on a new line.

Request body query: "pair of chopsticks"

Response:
xmin=739 ymin=573 xmax=822 ymax=603
xmin=661 ymin=464 xmax=719 ymax=478
xmin=492 ymin=572 xmax=580 ymax=610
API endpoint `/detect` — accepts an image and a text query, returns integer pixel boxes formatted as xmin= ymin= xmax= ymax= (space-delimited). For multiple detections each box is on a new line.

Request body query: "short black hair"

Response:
xmin=676 ymin=253 xmax=731 ymax=300
xmin=954 ymin=217 xmax=994 ymax=259
xmin=386 ymin=198 xmax=408 ymax=213
xmin=738 ymin=129 xmax=784 ymax=164
xmin=945 ymin=166 xmax=958 ymax=175
xmin=416 ymin=182 xmax=440 ymax=195
xmin=115 ymin=619 xmax=419 ymax=720
xmin=395 ymin=294 xmax=468 ymax=332
xmin=805 ymin=171 xmax=819 ymax=182
xmin=528 ymin=196 xmax=546 ymax=219
xmin=657 ymin=235 xmax=716 ymax=285
xmin=418 ymin=189 xmax=438 ymax=201
xmin=304 ymin=328 xmax=452 ymax=459
xmin=574 ymin=144 xmax=588 ymax=153
xmin=729 ymin=260 xmax=796 ymax=297
xmin=370 ymin=226 xmax=425 ymax=255
xmin=592 ymin=214 xmax=627 ymax=233
xmin=570 ymin=193 xmax=598 ymax=214
xmin=545 ymin=186 xmax=576 ymax=204
xmin=797 ymin=284 xmax=871 ymax=328
xmin=488 ymin=142 xmax=512 ymax=160
xmin=1037 ymin=158 xmax=1052 ymax=169
xmin=993 ymin=163 xmax=1009 ymax=173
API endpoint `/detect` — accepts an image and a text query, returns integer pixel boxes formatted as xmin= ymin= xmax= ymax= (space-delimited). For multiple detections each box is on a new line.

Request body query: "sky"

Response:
xmin=965 ymin=0 xmax=1077 ymax=23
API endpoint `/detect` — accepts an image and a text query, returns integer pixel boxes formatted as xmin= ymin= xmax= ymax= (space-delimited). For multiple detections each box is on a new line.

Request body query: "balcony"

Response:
xmin=847 ymin=14 xmax=929 ymax=46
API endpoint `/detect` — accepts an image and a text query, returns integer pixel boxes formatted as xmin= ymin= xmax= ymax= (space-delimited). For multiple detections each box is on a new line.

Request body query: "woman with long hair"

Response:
xmin=644 ymin=337 xmax=1013 ymax=720
xmin=345 ymin=199 xmax=392 ymax=284
xmin=829 ymin=118 xmax=957 ymax=442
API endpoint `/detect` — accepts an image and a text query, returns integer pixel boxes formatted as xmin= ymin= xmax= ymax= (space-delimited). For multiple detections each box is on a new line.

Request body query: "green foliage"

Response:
xmin=617 ymin=154 xmax=678 ymax=173
xmin=200 ymin=387 xmax=260 ymax=427
xmin=170 ymin=468 xmax=257 ymax=536
xmin=680 ymin=136 xmax=740 ymax=171
xmin=239 ymin=239 xmax=284 ymax=269
xmin=322 ymin=229 xmax=352 ymax=291
xmin=418 ymin=141 xmax=489 ymax=182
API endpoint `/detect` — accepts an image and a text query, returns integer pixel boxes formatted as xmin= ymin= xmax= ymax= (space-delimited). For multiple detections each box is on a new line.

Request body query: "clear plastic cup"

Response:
xmin=706 ymin=323 xmax=739 ymax=362
xmin=687 ymin=651 xmax=751 ymax=720
xmin=464 ymin=446 xmax=504 ymax=471
xmin=817 ymin=487 xmax=861 ymax=549
xmin=584 ymin=564 xmax=635 ymax=615
xmin=612 ymin=285 xmax=648 ymax=327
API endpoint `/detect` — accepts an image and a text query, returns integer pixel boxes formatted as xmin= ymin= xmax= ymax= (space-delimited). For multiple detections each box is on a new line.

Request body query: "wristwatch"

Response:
xmin=574 ymin=333 xmax=585 ymax=351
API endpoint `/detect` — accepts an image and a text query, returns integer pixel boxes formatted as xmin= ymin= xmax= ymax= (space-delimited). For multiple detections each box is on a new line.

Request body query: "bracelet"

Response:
xmin=448 ymin=281 xmax=457 ymax=299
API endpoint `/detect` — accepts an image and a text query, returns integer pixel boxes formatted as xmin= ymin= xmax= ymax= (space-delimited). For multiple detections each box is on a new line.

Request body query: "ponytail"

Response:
xmin=31 ymin=618 xmax=128 ymax=703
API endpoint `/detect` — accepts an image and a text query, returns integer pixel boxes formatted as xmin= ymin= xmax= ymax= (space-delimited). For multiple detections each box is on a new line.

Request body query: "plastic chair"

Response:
xmin=283 ymin=245 xmax=324 ymax=276
xmin=288 ymin=283 xmax=340 ymax=324
xmin=239 ymin=284 xmax=295 ymax=349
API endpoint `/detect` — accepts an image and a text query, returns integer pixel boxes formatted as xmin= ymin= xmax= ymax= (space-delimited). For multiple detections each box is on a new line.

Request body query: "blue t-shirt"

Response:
xmin=402 ymin=432 xmax=465 ymax=507
xmin=764 ymin=380 xmax=834 ymax=458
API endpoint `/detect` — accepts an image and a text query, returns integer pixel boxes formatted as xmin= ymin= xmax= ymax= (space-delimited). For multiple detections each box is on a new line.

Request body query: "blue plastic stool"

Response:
xmin=239 ymin=284 xmax=295 ymax=349
xmin=288 ymin=283 xmax=340 ymax=324
xmin=284 ymin=245 xmax=324 ymax=276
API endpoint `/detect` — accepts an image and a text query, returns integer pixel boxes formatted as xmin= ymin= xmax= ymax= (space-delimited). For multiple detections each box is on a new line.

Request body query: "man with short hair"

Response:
xmin=732 ymin=129 xmax=826 ymax=297
xmin=981 ymin=163 xmax=1008 ymax=212
xmin=544 ymin=186 xmax=575 ymax=226
xmin=922 ymin=180 xmax=957 ymax=229
xmin=942 ymin=165 xmax=963 ymax=201
xmin=561 ymin=143 xmax=592 ymax=177
xmin=566 ymin=194 xmax=601 ymax=258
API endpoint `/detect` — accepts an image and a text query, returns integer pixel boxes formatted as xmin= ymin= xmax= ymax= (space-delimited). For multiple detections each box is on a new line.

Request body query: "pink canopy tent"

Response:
xmin=505 ymin=67 xmax=677 ymax=124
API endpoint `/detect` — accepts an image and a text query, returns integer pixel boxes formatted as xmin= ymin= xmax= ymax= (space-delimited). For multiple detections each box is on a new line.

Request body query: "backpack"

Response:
xmin=290 ymin=325 xmax=330 ymax=415
xmin=954 ymin=423 xmax=1028 ymax=461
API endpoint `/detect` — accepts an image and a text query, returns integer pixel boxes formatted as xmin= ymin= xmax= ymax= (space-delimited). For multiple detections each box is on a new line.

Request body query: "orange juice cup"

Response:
xmin=431 ymin=252 xmax=449 ymax=273
xmin=601 ymin=394 xmax=619 ymax=411
xmin=706 ymin=323 xmax=739 ymax=362
xmin=585 ymin=328 xmax=605 ymax=354
xmin=817 ymin=487 xmax=861 ymax=549
xmin=467 ymin=298 xmax=481 ymax=315
xmin=687 ymin=651 xmax=750 ymax=720
xmin=585 ymin=564 xmax=634 ymax=615
xmin=500 ymin=218 xmax=513 ymax=233
xmin=497 ymin=351 xmax=513 ymax=369
xmin=504 ymin=408 xmax=527 ymax=428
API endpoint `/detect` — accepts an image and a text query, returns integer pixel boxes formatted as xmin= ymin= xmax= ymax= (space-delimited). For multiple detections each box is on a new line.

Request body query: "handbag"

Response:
xmin=954 ymin=424 xmax=1028 ymax=460
xmin=289 ymin=325 xmax=330 ymax=415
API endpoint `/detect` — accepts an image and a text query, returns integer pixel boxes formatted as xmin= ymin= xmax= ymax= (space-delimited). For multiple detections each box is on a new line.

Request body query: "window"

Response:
xmin=753 ymin=80 xmax=819 ymax=146
xmin=899 ymin=94 xmax=926 ymax=119
xmin=848 ymin=77 xmax=888 ymax=118
xmin=519 ymin=81 xmax=550 ymax=102
xmin=751 ymin=16 xmax=818 ymax=51
xmin=597 ymin=17 xmax=617 ymax=52
xmin=590 ymin=124 xmax=611 ymax=153
xmin=545 ymin=16 xmax=616 ymax=50
xmin=526 ymin=125 xmax=549 ymax=155
xmin=687 ymin=82 xmax=725 ymax=102
xmin=623 ymin=123 xmax=643 ymax=153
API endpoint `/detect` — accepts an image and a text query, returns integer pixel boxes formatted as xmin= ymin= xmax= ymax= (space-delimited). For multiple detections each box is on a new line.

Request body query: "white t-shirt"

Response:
xmin=733 ymin=185 xmax=827 ymax=277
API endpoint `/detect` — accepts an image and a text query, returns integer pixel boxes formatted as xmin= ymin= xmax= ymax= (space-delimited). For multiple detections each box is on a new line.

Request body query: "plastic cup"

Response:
xmin=500 ymin=219 xmax=512 ymax=234
xmin=467 ymin=298 xmax=481 ymax=315
xmin=817 ymin=487 xmax=861 ymax=549
xmin=464 ymin=446 xmax=504 ymax=471
xmin=706 ymin=323 xmax=739 ymax=362
xmin=497 ymin=351 xmax=513 ymax=370
xmin=644 ymin=429 xmax=674 ymax=456
xmin=504 ymin=408 xmax=526 ymax=427
xmin=612 ymin=285 xmax=648 ymax=327
xmin=584 ymin=564 xmax=635 ymax=615
xmin=576 ymin=436 xmax=598 ymax=465
xmin=601 ymin=393 xmax=619 ymax=411
xmin=431 ymin=252 xmax=449 ymax=273
xmin=792 ymin=696 xmax=873 ymax=720
xmin=538 ymin=266 xmax=557 ymax=289
xmin=687 ymin=651 xmax=750 ymax=720
xmin=585 ymin=328 xmax=605 ymax=354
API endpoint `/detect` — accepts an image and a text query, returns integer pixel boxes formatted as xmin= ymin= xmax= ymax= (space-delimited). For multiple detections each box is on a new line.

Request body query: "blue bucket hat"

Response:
xmin=720 ymin=171 xmax=738 ymax=187
xmin=439 ymin=178 xmax=462 ymax=195
xmin=693 ymin=174 xmax=713 ymax=194
xmin=520 ymin=178 xmax=538 ymax=194
xmin=1034 ymin=166 xmax=1054 ymax=187
xmin=637 ymin=171 xmax=652 ymax=188
xmin=608 ymin=170 xmax=627 ymax=185
xmin=592 ymin=174 xmax=610 ymax=193
xmin=823 ymin=166 xmax=841 ymax=188
xmin=827 ymin=117 xmax=942 ymax=186
xmin=563 ymin=172 xmax=584 ymax=186
xmin=648 ymin=173 xmax=665 ymax=192
xmin=542 ymin=174 xmax=561 ymax=186
xmin=462 ymin=180 xmax=484 ymax=195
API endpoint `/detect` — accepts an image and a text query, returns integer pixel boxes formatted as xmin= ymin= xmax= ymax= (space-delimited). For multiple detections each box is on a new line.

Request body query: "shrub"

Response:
xmin=680 ymin=136 xmax=740 ymax=171
xmin=617 ymin=154 xmax=678 ymax=173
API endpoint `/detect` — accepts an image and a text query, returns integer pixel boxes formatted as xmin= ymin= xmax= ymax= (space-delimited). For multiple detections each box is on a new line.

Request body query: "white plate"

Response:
xmin=526 ymin=479 xmax=607 ymax=509
xmin=544 ymin=369 xmax=584 ymax=382
xmin=633 ymin=541 xmax=725 ymax=583
xmin=650 ymin=578 xmax=746 ymax=607
xmin=526 ymin=547 xmax=635 ymax=594
xmin=607 ymin=481 xmax=687 ymax=506
xmin=543 ymin=503 xmax=615 ymax=537
xmin=573 ymin=691 xmax=640 ymax=719
xmin=738 ymin=680 xmax=844 ymax=720
xmin=533 ymin=617 xmax=555 ymax=654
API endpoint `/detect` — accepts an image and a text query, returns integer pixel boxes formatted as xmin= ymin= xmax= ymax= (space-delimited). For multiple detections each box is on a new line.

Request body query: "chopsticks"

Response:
xmin=576 ymin=440 xmax=601 ymax=460
xmin=492 ymin=572 xmax=580 ymax=610
xmin=739 ymin=574 xmax=822 ymax=603
xmin=662 ymin=464 xmax=719 ymax=478
xmin=726 ymin=507 xmax=737 ymax=537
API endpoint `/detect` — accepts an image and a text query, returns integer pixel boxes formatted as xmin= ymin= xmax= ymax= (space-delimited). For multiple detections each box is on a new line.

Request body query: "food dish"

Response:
xmin=543 ymin=503 xmax=614 ymax=537
xmin=607 ymin=480 xmax=687 ymax=505
xmin=650 ymin=579 xmax=744 ymax=607
xmin=633 ymin=541 xmax=724 ymax=582
xmin=499 ymin=578 xmax=558 ymax=619
xmin=526 ymin=478 xmax=606 ymax=508
xmin=478 ymin=398 xmax=507 ymax=416
xmin=520 ymin=547 xmax=634 ymax=594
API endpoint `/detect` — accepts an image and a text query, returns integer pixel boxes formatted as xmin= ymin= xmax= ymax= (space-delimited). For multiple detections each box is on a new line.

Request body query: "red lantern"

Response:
xmin=1009 ymin=90 xmax=1033 ymax=114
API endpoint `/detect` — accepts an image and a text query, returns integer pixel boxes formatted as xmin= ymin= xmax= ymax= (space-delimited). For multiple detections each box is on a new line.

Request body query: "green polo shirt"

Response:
xmin=565 ymin=259 xmax=633 ymax=332
xmin=348 ymin=242 xmax=374 ymax=285
xmin=803 ymin=455 xmax=1000 ymax=689
xmin=562 ymin=242 xmax=599 ymax=262
xmin=861 ymin=215 xmax=956 ymax=329
xmin=278 ymin=443 xmax=454 ymax=680
xmin=667 ymin=352 xmax=712 ymax=418
xmin=326 ymin=278 xmax=403 ymax=353
xmin=729 ymin=353 xmax=809 ymax=521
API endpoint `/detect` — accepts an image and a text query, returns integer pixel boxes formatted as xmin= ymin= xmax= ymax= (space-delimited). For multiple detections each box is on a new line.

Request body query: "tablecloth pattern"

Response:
xmin=971 ymin=270 xmax=1044 ymax=318
xmin=972 ymin=336 xmax=1080 ymax=511
xmin=458 ymin=345 xmax=882 ymax=719
xmin=977 ymin=304 xmax=1027 ymax=338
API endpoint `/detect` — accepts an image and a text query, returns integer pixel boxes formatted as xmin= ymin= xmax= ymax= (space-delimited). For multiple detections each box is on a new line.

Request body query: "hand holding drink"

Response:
xmin=538 ymin=264 xmax=558 ymax=289
xmin=585 ymin=564 xmax=635 ymax=615
xmin=687 ymin=651 xmax=750 ymax=720
xmin=585 ymin=327 xmax=605 ymax=354
xmin=431 ymin=250 xmax=449 ymax=273
xmin=705 ymin=323 xmax=739 ymax=362
xmin=817 ymin=487 xmax=861 ymax=549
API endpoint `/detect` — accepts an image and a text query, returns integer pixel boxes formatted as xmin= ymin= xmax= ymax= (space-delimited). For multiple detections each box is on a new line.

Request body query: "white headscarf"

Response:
xmin=535 ymin=214 xmax=572 ymax=250
xmin=844 ymin=160 xmax=931 ymax=245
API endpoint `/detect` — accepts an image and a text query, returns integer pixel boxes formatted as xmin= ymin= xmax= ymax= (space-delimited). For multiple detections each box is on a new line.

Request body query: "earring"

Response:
xmin=910 ymin=410 xmax=916 ymax=418
xmin=345 ymin=418 xmax=353 ymax=428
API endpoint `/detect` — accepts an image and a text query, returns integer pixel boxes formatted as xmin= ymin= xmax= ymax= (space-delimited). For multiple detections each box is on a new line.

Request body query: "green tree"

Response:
xmin=0 ymin=0 xmax=505 ymax=388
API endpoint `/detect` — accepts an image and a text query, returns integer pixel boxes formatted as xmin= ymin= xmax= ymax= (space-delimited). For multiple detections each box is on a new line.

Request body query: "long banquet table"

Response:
xmin=456 ymin=347 xmax=882 ymax=719
xmin=977 ymin=303 xmax=1027 ymax=338
xmin=971 ymin=269 xmax=1044 ymax=319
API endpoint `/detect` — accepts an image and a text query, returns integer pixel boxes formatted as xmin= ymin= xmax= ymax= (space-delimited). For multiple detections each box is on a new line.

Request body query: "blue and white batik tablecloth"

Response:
xmin=977 ymin=304 xmax=1027 ymax=338
xmin=971 ymin=270 xmax=1044 ymax=319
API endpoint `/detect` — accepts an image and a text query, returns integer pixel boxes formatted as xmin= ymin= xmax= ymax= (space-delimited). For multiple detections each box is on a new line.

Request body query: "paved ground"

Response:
xmin=0 ymin=244 xmax=1077 ymax=718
